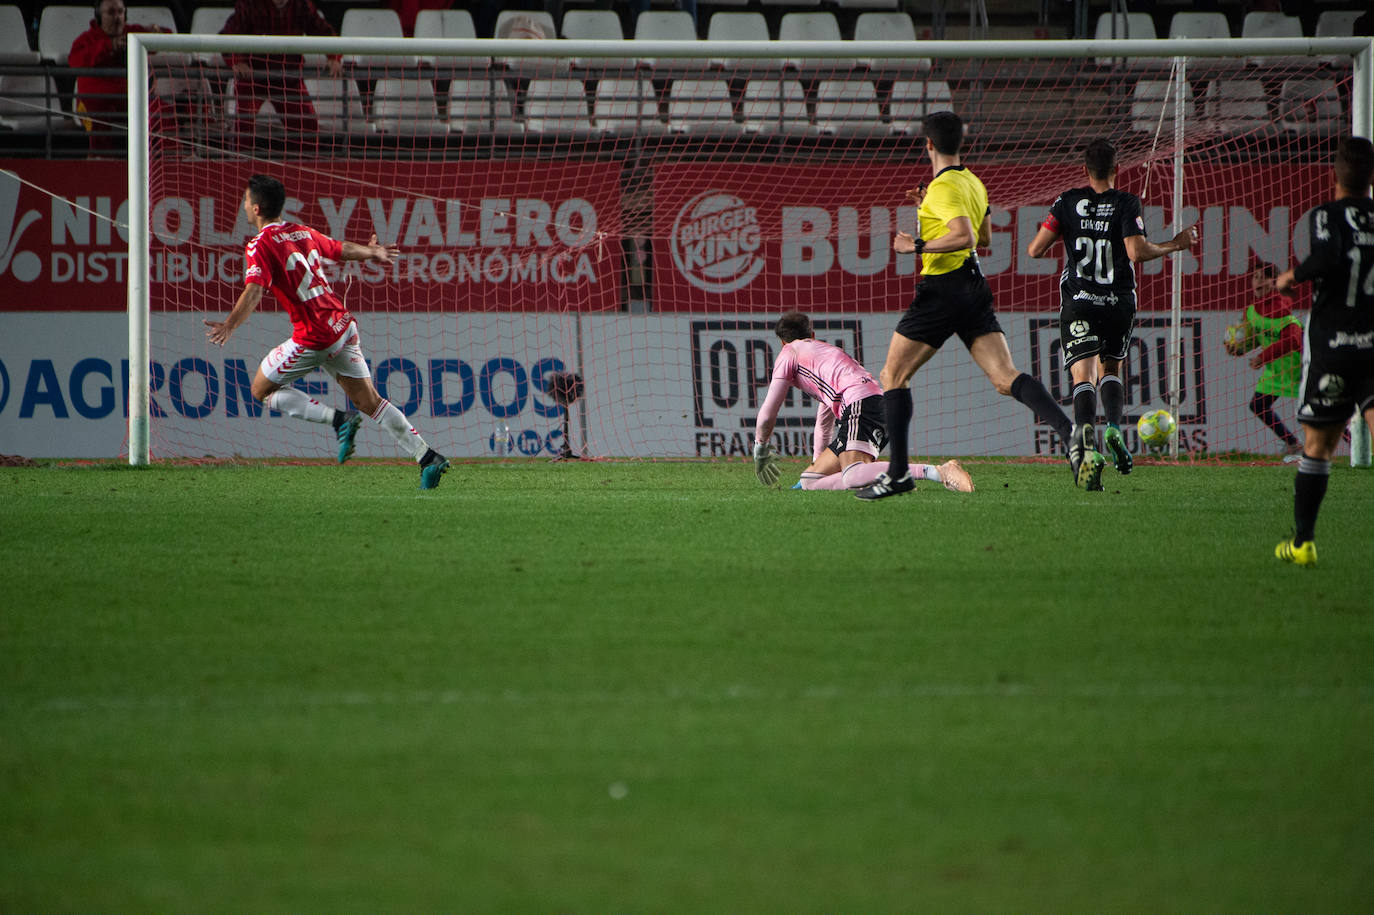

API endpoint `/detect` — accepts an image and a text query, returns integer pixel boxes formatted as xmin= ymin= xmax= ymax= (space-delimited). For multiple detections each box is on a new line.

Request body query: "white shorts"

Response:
xmin=261 ymin=321 xmax=370 ymax=385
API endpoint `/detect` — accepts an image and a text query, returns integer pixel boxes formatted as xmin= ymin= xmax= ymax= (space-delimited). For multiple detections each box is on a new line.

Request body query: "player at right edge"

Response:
xmin=1026 ymin=139 xmax=1198 ymax=490
xmin=1271 ymin=136 xmax=1374 ymax=566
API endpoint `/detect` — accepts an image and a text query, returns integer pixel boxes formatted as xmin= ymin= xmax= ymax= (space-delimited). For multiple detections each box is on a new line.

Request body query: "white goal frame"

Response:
xmin=126 ymin=33 xmax=1374 ymax=465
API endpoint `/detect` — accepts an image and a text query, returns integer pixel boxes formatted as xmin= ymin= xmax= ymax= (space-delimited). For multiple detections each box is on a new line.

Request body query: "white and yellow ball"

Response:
xmin=1137 ymin=409 xmax=1176 ymax=449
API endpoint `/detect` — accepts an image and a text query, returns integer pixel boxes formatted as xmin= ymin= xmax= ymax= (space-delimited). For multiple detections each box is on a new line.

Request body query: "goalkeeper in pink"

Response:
xmin=752 ymin=311 xmax=973 ymax=492
xmin=205 ymin=174 xmax=450 ymax=489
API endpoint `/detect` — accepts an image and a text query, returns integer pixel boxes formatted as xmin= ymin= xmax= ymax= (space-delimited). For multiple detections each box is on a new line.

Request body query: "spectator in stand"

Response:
xmin=69 ymin=0 xmax=171 ymax=154
xmin=219 ymin=0 xmax=343 ymax=150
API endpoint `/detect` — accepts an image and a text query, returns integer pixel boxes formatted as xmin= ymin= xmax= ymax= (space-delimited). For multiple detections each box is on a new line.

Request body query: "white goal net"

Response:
xmin=126 ymin=33 xmax=1372 ymax=463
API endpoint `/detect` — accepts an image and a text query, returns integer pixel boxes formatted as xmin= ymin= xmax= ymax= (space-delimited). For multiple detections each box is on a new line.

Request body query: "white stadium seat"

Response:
xmin=38 ymin=6 xmax=92 ymax=64
xmin=0 ymin=73 xmax=60 ymax=130
xmin=561 ymin=9 xmax=630 ymax=71
xmin=1204 ymin=79 xmax=1269 ymax=134
xmin=414 ymin=10 xmax=479 ymax=68
xmin=341 ymin=8 xmax=414 ymax=72
xmin=0 ymin=5 xmax=37 ymax=63
xmin=667 ymin=78 xmax=738 ymax=132
xmin=593 ymin=77 xmax=664 ymax=133
xmin=1278 ymin=79 xmax=1342 ymax=136
xmin=888 ymin=79 xmax=951 ymax=135
xmin=448 ymin=77 xmax=520 ymax=134
xmin=853 ymin=13 xmax=927 ymax=73
xmin=741 ymin=78 xmax=808 ymax=134
xmin=706 ymin=12 xmax=779 ymax=72
xmin=634 ymin=11 xmax=705 ymax=71
xmin=778 ymin=12 xmax=847 ymax=72
xmin=304 ymin=77 xmax=371 ymax=134
xmin=370 ymin=78 xmax=447 ymax=135
xmin=126 ymin=6 xmax=177 ymax=32
xmin=1131 ymin=79 xmax=1194 ymax=134
xmin=814 ymin=79 xmax=884 ymax=136
xmin=1168 ymin=12 xmax=1230 ymax=41
xmin=523 ymin=77 xmax=592 ymax=134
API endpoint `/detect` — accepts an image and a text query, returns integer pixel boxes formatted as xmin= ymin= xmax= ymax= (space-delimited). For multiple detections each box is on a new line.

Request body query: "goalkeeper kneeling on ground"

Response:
xmin=751 ymin=311 xmax=973 ymax=493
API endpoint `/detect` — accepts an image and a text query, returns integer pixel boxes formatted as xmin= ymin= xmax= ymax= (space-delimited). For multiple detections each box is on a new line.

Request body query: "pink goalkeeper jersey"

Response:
xmin=756 ymin=338 xmax=881 ymax=431
xmin=244 ymin=221 xmax=352 ymax=348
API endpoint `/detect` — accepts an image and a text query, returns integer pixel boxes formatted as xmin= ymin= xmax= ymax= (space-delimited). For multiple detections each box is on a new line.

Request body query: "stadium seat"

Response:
xmin=414 ymin=9 xmax=479 ymax=68
xmin=493 ymin=10 xmax=566 ymax=76
xmin=448 ymin=77 xmax=520 ymax=134
xmin=303 ymin=77 xmax=372 ymax=134
xmin=1241 ymin=12 xmax=1303 ymax=67
xmin=1240 ymin=11 xmax=1302 ymax=40
xmin=634 ymin=11 xmax=706 ymax=71
xmin=0 ymin=73 xmax=59 ymax=130
xmin=561 ymin=9 xmax=629 ymax=71
xmin=1204 ymin=79 xmax=1269 ymax=134
xmin=523 ymin=77 xmax=592 ymax=133
xmin=1093 ymin=12 xmax=1162 ymax=67
xmin=1315 ymin=11 xmax=1363 ymax=38
xmin=778 ymin=12 xmax=846 ymax=73
xmin=370 ymin=78 xmax=447 ymax=134
xmin=340 ymin=8 xmax=414 ymax=73
xmin=667 ymin=78 xmax=738 ymax=132
xmin=126 ymin=7 xmax=177 ymax=32
xmin=1278 ymin=79 xmax=1342 ymax=136
xmin=1131 ymin=79 xmax=1194 ymax=135
xmin=1167 ymin=12 xmax=1230 ymax=41
xmin=38 ymin=6 xmax=92 ymax=64
xmin=741 ymin=78 xmax=808 ymax=134
xmin=887 ymin=79 xmax=950 ymax=134
xmin=223 ymin=78 xmax=278 ymax=128
xmin=593 ymin=77 xmax=664 ymax=133
xmin=190 ymin=6 xmax=232 ymax=35
xmin=189 ymin=6 xmax=232 ymax=62
xmin=853 ymin=13 xmax=926 ymax=74
xmin=814 ymin=79 xmax=884 ymax=136
xmin=706 ymin=12 xmax=779 ymax=72
xmin=0 ymin=5 xmax=37 ymax=63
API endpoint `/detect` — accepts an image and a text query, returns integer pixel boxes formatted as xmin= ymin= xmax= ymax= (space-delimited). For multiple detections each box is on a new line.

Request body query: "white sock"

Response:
xmin=912 ymin=463 xmax=941 ymax=482
xmin=370 ymin=398 xmax=429 ymax=461
xmin=265 ymin=387 xmax=336 ymax=425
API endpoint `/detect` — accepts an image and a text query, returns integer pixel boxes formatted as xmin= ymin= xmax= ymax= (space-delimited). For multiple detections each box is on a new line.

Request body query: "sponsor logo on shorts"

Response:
xmin=1318 ymin=373 xmax=1345 ymax=397
xmin=1069 ymin=320 xmax=1090 ymax=338
xmin=671 ymin=191 xmax=765 ymax=294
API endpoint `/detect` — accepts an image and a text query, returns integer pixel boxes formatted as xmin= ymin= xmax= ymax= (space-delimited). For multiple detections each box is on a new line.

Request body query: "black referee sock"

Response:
xmin=1293 ymin=456 xmax=1331 ymax=545
xmin=883 ymin=387 xmax=913 ymax=477
xmin=1011 ymin=373 xmax=1073 ymax=445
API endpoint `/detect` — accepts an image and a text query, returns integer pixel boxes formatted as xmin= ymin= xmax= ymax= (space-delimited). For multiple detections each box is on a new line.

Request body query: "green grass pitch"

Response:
xmin=2 ymin=458 xmax=1372 ymax=912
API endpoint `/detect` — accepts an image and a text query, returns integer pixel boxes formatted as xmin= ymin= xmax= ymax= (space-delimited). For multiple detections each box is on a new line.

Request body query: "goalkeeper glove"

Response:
xmin=753 ymin=439 xmax=780 ymax=486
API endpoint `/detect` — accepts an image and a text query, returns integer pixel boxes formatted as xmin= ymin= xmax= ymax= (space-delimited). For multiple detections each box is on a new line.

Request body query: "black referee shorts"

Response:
xmin=894 ymin=259 xmax=1003 ymax=350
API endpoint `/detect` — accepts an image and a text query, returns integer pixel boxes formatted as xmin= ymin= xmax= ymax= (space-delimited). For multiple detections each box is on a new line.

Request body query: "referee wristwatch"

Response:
xmin=911 ymin=237 xmax=926 ymax=255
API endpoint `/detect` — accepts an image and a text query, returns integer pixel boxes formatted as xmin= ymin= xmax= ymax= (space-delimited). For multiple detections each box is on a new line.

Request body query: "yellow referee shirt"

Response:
xmin=918 ymin=165 xmax=989 ymax=276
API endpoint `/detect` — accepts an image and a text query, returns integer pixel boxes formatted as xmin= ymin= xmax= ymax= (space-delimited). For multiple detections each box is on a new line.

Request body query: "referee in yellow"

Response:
xmin=857 ymin=110 xmax=1075 ymax=500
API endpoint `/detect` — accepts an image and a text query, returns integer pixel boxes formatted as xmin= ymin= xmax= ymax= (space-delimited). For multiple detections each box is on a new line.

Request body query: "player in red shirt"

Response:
xmin=205 ymin=174 xmax=450 ymax=489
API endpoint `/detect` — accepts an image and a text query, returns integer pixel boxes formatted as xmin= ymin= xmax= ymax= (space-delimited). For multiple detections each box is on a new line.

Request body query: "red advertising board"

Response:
xmin=0 ymin=159 xmax=623 ymax=312
xmin=650 ymin=161 xmax=1329 ymax=313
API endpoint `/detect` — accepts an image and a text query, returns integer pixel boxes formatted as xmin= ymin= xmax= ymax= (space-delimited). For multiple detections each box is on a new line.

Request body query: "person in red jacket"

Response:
xmin=68 ymin=0 xmax=171 ymax=154
xmin=219 ymin=0 xmax=343 ymax=150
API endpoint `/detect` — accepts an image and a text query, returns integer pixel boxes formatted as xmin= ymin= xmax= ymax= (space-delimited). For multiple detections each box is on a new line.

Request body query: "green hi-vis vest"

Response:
xmin=1245 ymin=304 xmax=1303 ymax=398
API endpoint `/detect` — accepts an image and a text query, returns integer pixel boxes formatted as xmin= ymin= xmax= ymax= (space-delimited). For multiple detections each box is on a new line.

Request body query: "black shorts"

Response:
xmin=1295 ymin=323 xmax=1374 ymax=426
xmin=894 ymin=260 xmax=1003 ymax=350
xmin=826 ymin=394 xmax=888 ymax=458
xmin=1058 ymin=287 xmax=1137 ymax=368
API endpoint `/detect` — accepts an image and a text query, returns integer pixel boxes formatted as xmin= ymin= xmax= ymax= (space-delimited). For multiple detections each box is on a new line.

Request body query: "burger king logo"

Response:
xmin=670 ymin=191 xmax=764 ymax=293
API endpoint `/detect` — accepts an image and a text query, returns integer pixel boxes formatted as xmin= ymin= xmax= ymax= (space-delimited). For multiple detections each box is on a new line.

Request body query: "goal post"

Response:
xmin=125 ymin=33 xmax=1373 ymax=465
